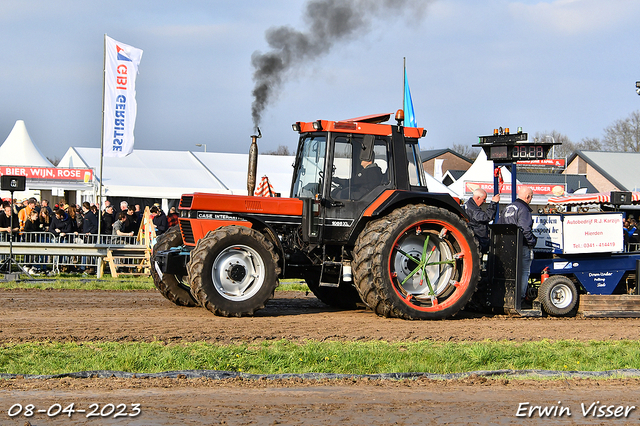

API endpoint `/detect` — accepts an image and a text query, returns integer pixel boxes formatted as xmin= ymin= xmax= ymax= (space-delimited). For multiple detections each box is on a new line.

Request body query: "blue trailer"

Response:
xmin=479 ymin=212 xmax=640 ymax=317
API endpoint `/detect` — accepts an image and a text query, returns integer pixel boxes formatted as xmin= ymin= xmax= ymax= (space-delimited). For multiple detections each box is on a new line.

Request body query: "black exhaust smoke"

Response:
xmin=250 ymin=0 xmax=432 ymax=130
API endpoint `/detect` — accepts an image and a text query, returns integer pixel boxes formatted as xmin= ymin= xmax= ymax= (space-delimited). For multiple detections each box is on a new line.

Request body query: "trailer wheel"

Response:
xmin=151 ymin=225 xmax=198 ymax=307
xmin=353 ymin=204 xmax=480 ymax=320
xmin=188 ymin=226 xmax=280 ymax=317
xmin=305 ymin=272 xmax=363 ymax=309
xmin=538 ymin=275 xmax=578 ymax=317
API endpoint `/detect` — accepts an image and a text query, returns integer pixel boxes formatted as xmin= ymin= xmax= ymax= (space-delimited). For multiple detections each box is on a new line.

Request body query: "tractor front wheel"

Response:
xmin=353 ymin=205 xmax=479 ymax=320
xmin=151 ymin=225 xmax=198 ymax=307
xmin=188 ymin=226 xmax=280 ymax=317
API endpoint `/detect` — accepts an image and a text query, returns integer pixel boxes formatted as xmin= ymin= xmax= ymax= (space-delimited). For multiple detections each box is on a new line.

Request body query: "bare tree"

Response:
xmin=577 ymin=137 xmax=602 ymax=151
xmin=47 ymin=156 xmax=60 ymax=166
xmin=451 ymin=143 xmax=479 ymax=160
xmin=603 ymin=110 xmax=640 ymax=152
xmin=263 ymin=145 xmax=292 ymax=155
xmin=533 ymin=130 xmax=574 ymax=159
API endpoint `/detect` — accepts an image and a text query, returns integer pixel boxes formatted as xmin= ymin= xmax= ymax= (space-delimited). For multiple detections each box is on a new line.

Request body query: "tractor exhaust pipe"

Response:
xmin=247 ymin=128 xmax=261 ymax=196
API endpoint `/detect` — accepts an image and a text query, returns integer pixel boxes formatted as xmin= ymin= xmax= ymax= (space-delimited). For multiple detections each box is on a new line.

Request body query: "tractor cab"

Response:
xmin=291 ymin=112 xmax=427 ymax=245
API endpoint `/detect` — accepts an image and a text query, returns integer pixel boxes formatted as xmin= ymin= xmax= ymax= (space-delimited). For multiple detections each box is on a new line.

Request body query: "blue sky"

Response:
xmin=1 ymin=0 xmax=639 ymax=160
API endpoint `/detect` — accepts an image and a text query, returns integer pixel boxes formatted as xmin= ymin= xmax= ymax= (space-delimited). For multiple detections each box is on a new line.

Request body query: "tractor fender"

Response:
xmin=363 ymin=190 xmax=467 ymax=220
xmin=240 ymin=216 xmax=286 ymax=278
xmin=347 ymin=190 xmax=469 ymax=246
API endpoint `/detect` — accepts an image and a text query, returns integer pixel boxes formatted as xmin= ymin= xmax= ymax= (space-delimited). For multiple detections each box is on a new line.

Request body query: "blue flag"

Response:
xmin=404 ymin=68 xmax=417 ymax=127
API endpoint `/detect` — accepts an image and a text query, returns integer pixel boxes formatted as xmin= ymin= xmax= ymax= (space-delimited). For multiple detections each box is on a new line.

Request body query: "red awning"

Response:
xmin=547 ymin=191 xmax=640 ymax=205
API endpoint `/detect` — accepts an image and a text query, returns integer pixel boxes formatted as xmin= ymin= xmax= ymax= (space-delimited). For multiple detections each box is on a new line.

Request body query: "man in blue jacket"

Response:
xmin=464 ymin=188 xmax=500 ymax=254
xmin=498 ymin=186 xmax=537 ymax=302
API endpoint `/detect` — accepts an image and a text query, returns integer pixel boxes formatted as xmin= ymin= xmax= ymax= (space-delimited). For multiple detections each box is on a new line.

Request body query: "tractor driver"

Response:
xmin=332 ymin=135 xmax=383 ymax=200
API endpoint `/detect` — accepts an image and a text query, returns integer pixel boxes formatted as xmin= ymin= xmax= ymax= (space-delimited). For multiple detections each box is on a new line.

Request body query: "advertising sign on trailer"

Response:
xmin=532 ymin=215 xmax=563 ymax=252
xmin=532 ymin=213 xmax=624 ymax=255
xmin=563 ymin=213 xmax=624 ymax=254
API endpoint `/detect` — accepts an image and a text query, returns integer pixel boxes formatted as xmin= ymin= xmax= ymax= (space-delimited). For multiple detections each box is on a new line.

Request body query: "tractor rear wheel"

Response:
xmin=151 ymin=225 xmax=198 ymax=307
xmin=353 ymin=204 xmax=480 ymax=320
xmin=305 ymin=272 xmax=363 ymax=309
xmin=188 ymin=226 xmax=280 ymax=317
xmin=538 ymin=275 xmax=578 ymax=316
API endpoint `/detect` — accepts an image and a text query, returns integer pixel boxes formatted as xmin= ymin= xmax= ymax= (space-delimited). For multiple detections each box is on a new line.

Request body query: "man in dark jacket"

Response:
xmin=0 ymin=202 xmax=20 ymax=239
xmin=464 ymin=188 xmax=500 ymax=254
xmin=151 ymin=206 xmax=168 ymax=236
xmin=102 ymin=205 xmax=116 ymax=235
xmin=498 ymin=186 xmax=536 ymax=301
xmin=50 ymin=208 xmax=76 ymax=237
xmin=81 ymin=201 xmax=98 ymax=234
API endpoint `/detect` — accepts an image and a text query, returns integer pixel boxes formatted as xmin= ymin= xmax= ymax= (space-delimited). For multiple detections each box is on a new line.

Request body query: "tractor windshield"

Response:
xmin=292 ymin=134 xmax=327 ymax=198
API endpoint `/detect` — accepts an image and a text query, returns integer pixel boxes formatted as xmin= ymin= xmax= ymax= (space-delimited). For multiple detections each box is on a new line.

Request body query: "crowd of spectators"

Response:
xmin=1 ymin=196 xmax=173 ymax=240
xmin=1 ymin=196 xmax=174 ymax=275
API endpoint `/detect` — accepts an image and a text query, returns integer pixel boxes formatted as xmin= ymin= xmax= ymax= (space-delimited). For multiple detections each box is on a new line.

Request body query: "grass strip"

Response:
xmin=0 ymin=276 xmax=308 ymax=292
xmin=1 ymin=340 xmax=639 ymax=376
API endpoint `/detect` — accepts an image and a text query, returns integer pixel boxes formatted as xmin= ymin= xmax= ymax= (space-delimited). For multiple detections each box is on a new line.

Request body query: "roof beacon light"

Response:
xmin=395 ymin=109 xmax=404 ymax=126
xmin=517 ymin=127 xmax=523 ymax=134
xmin=505 ymin=128 xmax=510 ymax=135
xmin=493 ymin=129 xmax=498 ymax=136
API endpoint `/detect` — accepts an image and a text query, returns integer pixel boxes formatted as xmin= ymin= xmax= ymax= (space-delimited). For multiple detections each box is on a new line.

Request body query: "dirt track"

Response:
xmin=2 ymin=288 xmax=640 ymax=344
xmin=2 ymin=289 xmax=640 ymax=425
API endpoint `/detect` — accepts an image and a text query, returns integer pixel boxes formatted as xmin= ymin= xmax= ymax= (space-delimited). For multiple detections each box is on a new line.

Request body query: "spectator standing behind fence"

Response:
xmin=66 ymin=205 xmax=80 ymax=233
xmin=50 ymin=208 xmax=77 ymax=237
xmin=102 ymin=205 xmax=116 ymax=235
xmin=0 ymin=202 xmax=20 ymax=237
xmin=151 ymin=205 xmax=169 ymax=235
xmin=38 ymin=208 xmax=51 ymax=232
xmin=112 ymin=212 xmax=134 ymax=236
xmin=24 ymin=210 xmax=41 ymax=233
xmin=126 ymin=206 xmax=140 ymax=235
xmin=18 ymin=198 xmax=37 ymax=232
xmin=167 ymin=206 xmax=179 ymax=228
xmin=81 ymin=202 xmax=98 ymax=234
xmin=41 ymin=199 xmax=52 ymax=216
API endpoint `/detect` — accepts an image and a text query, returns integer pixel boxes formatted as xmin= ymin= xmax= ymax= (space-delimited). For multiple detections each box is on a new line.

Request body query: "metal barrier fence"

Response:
xmin=0 ymin=231 xmax=145 ymax=276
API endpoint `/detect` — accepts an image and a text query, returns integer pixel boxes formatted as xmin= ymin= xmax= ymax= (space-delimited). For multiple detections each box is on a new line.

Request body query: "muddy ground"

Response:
xmin=2 ymin=288 xmax=640 ymax=425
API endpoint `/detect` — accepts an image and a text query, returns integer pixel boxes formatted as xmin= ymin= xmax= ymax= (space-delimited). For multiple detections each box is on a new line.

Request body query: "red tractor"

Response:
xmin=152 ymin=111 xmax=480 ymax=320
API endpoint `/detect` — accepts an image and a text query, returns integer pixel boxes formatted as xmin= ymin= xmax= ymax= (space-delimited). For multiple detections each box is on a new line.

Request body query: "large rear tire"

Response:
xmin=188 ymin=226 xmax=280 ymax=317
xmin=305 ymin=272 xmax=363 ymax=310
xmin=151 ymin=225 xmax=198 ymax=307
xmin=353 ymin=205 xmax=480 ymax=320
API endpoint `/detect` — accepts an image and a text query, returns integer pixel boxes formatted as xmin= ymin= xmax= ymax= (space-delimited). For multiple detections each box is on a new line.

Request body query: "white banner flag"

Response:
xmin=103 ymin=36 xmax=143 ymax=157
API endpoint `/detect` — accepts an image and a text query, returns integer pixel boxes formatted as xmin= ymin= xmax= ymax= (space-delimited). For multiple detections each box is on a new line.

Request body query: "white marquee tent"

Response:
xmin=0 ymin=120 xmax=53 ymax=167
xmin=57 ymin=147 xmax=295 ymax=206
